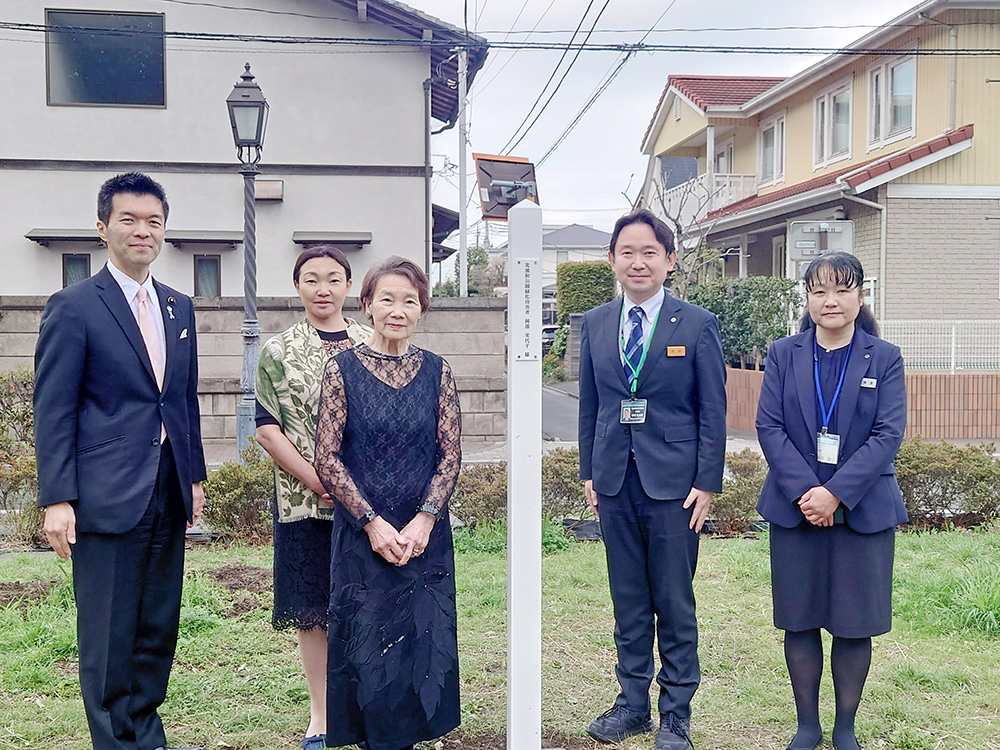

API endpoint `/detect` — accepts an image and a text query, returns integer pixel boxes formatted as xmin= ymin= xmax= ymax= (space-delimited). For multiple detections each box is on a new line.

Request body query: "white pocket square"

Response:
xmin=179 ymin=328 xmax=188 ymax=340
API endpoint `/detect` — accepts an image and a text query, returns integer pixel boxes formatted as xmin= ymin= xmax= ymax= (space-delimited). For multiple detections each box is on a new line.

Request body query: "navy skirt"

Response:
xmin=770 ymin=522 xmax=895 ymax=638
xmin=271 ymin=499 xmax=333 ymax=632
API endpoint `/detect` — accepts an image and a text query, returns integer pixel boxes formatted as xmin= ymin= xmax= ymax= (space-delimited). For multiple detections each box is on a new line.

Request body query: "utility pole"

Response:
xmin=458 ymin=47 xmax=469 ymax=297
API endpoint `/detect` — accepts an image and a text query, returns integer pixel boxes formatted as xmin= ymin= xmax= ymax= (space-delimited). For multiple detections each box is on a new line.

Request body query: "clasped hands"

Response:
xmin=363 ymin=511 xmax=435 ymax=567
xmin=798 ymin=485 xmax=841 ymax=526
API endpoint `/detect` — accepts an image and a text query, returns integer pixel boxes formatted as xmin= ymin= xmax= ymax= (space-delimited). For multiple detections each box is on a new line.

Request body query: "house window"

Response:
xmin=194 ymin=255 xmax=221 ymax=297
xmin=869 ymin=55 xmax=915 ymax=147
xmin=46 ymin=10 xmax=165 ymax=107
xmin=814 ymin=79 xmax=852 ymax=167
xmin=62 ymin=254 xmax=91 ymax=288
xmin=758 ymin=112 xmax=785 ymax=186
xmin=714 ymin=138 xmax=734 ymax=174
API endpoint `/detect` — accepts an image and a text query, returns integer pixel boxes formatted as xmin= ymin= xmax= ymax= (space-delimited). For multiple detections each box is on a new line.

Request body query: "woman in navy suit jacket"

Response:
xmin=756 ymin=252 xmax=907 ymax=750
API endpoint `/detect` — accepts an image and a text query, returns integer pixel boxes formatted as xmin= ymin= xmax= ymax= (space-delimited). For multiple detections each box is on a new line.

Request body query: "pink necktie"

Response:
xmin=136 ymin=286 xmax=165 ymax=389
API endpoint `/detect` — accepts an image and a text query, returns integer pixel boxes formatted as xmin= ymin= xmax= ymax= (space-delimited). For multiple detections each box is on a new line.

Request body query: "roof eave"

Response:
xmin=704 ymin=183 xmax=845 ymax=235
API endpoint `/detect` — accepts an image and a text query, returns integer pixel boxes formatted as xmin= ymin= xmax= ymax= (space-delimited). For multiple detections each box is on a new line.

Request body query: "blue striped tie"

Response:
xmin=624 ymin=306 xmax=643 ymax=387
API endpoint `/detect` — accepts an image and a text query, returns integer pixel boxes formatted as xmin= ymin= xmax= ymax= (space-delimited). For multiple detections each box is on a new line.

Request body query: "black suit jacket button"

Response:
xmin=152 ymin=438 xmax=160 ymax=446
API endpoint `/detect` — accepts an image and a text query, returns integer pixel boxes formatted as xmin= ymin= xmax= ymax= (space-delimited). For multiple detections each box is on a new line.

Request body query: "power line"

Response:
xmin=536 ymin=1 xmax=680 ymax=167
xmin=3 ymin=21 xmax=997 ymax=56
xmin=496 ymin=0 xmax=598 ymax=156
xmin=473 ymin=0 xmax=555 ymax=95
xmin=502 ymin=0 xmax=614 ymax=156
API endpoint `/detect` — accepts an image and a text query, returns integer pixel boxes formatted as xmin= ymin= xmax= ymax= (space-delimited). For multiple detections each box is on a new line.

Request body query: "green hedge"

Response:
xmin=556 ymin=261 xmax=616 ymax=324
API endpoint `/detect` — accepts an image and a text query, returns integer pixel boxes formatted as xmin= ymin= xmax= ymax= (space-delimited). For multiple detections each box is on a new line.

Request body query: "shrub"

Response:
xmin=713 ymin=448 xmax=767 ymax=535
xmin=556 ymin=261 xmax=616 ymax=324
xmin=0 ymin=368 xmax=42 ymax=547
xmin=688 ymin=276 xmax=800 ymax=368
xmin=450 ymin=448 xmax=591 ymax=529
xmin=549 ymin=324 xmax=569 ymax=359
xmin=542 ymin=352 xmax=567 ymax=384
xmin=450 ymin=462 xmax=507 ymax=528
xmin=895 ymin=437 xmax=1000 ymax=528
xmin=540 ymin=447 xmax=589 ymax=520
xmin=202 ymin=441 xmax=274 ymax=543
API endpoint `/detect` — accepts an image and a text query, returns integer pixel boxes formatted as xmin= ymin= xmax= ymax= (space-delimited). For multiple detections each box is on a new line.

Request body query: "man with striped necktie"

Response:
xmin=578 ymin=209 xmax=727 ymax=750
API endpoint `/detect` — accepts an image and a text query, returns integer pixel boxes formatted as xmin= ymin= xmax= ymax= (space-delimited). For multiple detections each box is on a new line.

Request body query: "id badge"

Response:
xmin=816 ymin=430 xmax=840 ymax=465
xmin=620 ymin=398 xmax=647 ymax=424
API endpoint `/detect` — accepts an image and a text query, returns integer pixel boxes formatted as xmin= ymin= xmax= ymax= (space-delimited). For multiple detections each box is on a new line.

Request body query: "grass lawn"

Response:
xmin=1 ymin=530 xmax=999 ymax=750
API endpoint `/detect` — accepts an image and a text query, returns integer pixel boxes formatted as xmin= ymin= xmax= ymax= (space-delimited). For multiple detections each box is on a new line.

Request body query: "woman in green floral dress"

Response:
xmin=255 ymin=246 xmax=370 ymax=750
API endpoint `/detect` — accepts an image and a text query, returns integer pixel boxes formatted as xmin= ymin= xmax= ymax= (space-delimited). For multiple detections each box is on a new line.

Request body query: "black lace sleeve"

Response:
xmin=314 ymin=356 xmax=377 ymax=527
xmin=417 ymin=359 xmax=462 ymax=517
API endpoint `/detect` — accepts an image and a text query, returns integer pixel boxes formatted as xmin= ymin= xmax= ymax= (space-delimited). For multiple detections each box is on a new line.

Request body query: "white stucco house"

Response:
xmin=0 ymin=0 xmax=486 ymax=298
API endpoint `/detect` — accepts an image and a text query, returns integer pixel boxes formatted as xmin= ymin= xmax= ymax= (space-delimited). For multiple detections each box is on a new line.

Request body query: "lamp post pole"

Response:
xmin=226 ymin=62 xmax=269 ymax=458
xmin=236 ymin=160 xmax=260 ymax=457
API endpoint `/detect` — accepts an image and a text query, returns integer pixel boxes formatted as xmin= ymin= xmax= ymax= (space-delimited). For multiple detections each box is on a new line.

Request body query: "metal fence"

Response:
xmin=880 ymin=319 xmax=1000 ymax=372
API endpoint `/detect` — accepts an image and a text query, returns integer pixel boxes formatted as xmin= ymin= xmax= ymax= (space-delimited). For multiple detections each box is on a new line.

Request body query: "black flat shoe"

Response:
xmin=786 ymin=733 xmax=823 ymax=750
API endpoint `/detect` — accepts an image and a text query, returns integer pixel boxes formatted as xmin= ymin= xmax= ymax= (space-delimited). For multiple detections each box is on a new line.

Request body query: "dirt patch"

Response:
xmin=227 ymin=593 xmax=265 ymax=618
xmin=206 ymin=564 xmax=272 ymax=595
xmin=0 ymin=580 xmax=56 ymax=608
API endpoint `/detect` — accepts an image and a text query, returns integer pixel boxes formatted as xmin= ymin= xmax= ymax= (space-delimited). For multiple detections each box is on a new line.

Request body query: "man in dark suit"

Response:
xmin=34 ymin=172 xmax=207 ymax=750
xmin=578 ymin=210 xmax=727 ymax=750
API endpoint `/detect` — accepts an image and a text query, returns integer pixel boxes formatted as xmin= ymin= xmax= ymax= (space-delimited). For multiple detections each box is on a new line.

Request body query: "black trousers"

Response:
xmin=72 ymin=441 xmax=186 ymax=750
xmin=598 ymin=455 xmax=701 ymax=720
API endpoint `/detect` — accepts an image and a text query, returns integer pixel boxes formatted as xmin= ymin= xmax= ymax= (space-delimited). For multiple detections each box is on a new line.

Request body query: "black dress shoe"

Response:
xmin=655 ymin=714 xmax=693 ymax=750
xmin=587 ymin=704 xmax=655 ymax=743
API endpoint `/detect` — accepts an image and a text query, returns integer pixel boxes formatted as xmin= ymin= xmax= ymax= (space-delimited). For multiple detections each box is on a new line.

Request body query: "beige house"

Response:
xmin=638 ymin=0 xmax=1000 ymax=330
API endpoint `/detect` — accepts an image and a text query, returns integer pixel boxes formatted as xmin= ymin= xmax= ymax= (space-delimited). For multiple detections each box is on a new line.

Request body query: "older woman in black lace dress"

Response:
xmin=314 ymin=257 xmax=462 ymax=750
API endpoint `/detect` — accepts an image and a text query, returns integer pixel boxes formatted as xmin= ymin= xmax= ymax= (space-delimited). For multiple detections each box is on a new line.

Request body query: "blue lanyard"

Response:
xmin=813 ymin=337 xmax=853 ymax=433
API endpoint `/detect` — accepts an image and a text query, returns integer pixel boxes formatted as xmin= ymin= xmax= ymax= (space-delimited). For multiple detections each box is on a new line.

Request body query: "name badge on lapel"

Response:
xmin=861 ymin=377 xmax=877 ymax=389
xmin=620 ymin=398 xmax=647 ymax=424
xmin=667 ymin=346 xmax=686 ymax=357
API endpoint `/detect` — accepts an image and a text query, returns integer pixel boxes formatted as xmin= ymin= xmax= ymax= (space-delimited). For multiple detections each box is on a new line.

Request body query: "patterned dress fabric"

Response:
xmin=315 ymin=344 xmax=462 ymax=750
xmin=255 ymin=319 xmax=368 ymax=632
xmin=256 ymin=317 xmax=370 ymax=522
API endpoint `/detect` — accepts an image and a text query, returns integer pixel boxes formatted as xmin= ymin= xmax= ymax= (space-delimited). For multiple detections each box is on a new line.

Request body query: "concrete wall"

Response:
xmin=0 ymin=296 xmax=507 ymax=448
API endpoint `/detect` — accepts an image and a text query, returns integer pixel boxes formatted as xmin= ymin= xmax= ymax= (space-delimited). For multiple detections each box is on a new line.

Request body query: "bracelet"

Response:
xmin=417 ymin=502 xmax=439 ymax=517
xmin=362 ymin=509 xmax=377 ymax=524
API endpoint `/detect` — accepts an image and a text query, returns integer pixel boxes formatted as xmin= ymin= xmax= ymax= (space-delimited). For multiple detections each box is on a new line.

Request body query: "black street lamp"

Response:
xmin=226 ymin=63 xmax=269 ymax=456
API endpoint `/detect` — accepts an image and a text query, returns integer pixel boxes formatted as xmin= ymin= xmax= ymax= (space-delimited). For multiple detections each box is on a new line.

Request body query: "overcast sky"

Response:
xmin=415 ymin=0 xmax=920 ymax=245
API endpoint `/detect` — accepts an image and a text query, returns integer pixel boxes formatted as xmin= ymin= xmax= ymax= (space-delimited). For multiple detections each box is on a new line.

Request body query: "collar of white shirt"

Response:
xmin=620 ymin=286 xmax=665 ymax=339
xmin=105 ymin=261 xmax=165 ymax=351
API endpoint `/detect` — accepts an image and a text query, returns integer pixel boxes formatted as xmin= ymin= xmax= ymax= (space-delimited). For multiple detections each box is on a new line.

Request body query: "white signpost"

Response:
xmin=506 ymin=199 xmax=543 ymax=750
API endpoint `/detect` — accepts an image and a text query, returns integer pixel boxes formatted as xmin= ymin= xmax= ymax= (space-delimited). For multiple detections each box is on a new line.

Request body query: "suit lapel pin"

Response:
xmin=670 ymin=317 xmax=677 ymax=323
xmin=166 ymin=297 xmax=176 ymax=320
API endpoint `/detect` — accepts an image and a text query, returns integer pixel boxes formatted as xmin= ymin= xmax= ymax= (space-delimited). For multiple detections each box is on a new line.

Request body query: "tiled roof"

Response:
xmin=670 ymin=75 xmax=785 ymax=109
xmin=704 ymin=125 xmax=975 ymax=222
xmin=843 ymin=124 xmax=974 ymax=189
xmin=642 ymin=75 xmax=784 ymax=150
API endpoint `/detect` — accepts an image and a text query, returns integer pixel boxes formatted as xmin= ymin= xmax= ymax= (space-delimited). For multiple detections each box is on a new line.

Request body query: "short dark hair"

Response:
xmin=97 ymin=172 xmax=169 ymax=225
xmin=293 ymin=245 xmax=352 ymax=284
xmin=609 ymin=209 xmax=675 ymax=256
xmin=359 ymin=256 xmax=430 ymax=313
xmin=798 ymin=251 xmax=880 ymax=337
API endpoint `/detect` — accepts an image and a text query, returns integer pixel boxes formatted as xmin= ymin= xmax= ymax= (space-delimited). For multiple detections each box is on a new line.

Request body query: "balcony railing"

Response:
xmin=646 ymin=173 xmax=757 ymax=232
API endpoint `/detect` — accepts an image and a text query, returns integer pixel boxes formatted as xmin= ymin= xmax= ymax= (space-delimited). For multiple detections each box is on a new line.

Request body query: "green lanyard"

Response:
xmin=620 ymin=300 xmax=663 ymax=395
